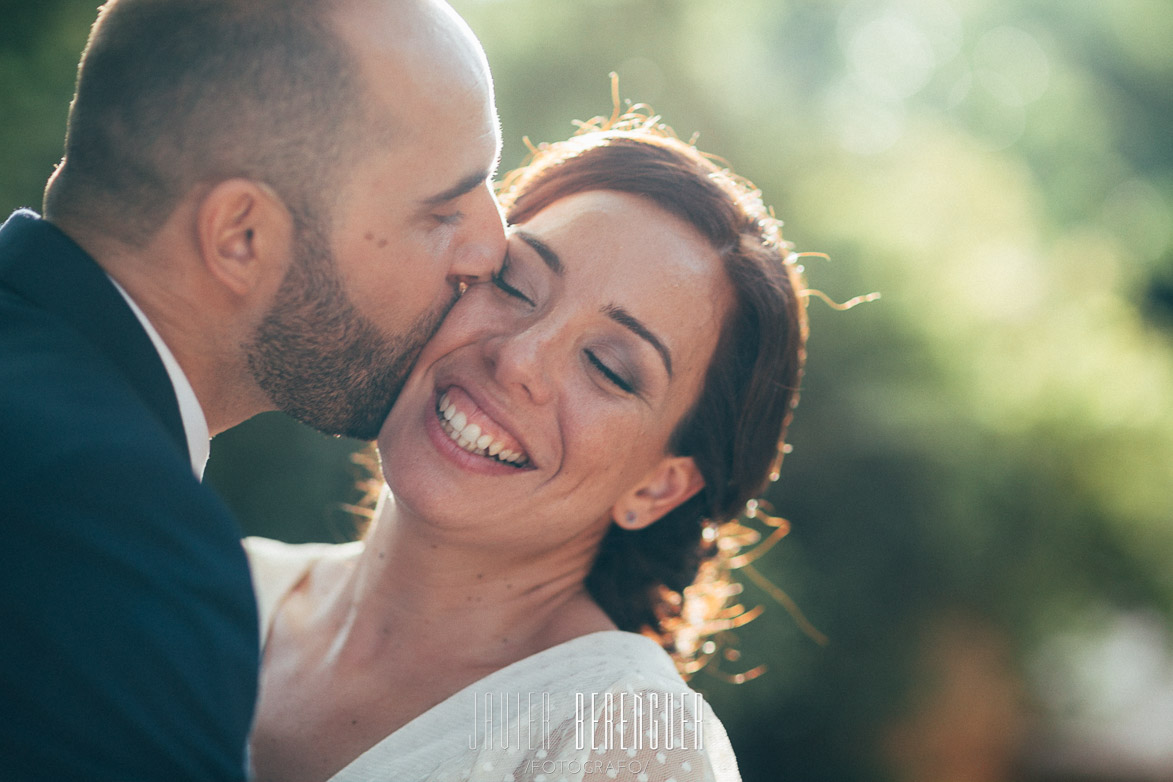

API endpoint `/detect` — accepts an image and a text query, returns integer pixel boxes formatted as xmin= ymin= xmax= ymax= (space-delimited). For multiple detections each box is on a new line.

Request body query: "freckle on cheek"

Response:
xmin=363 ymin=232 xmax=390 ymax=249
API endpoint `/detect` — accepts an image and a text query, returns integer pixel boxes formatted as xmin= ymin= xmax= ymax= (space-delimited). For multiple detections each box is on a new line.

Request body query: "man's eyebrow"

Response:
xmin=603 ymin=305 xmax=673 ymax=379
xmin=515 ymin=230 xmax=563 ymax=276
xmin=420 ymin=170 xmax=491 ymax=207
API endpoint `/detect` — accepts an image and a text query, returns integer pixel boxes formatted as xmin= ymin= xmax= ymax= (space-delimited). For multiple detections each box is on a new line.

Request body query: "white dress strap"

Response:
xmin=242 ymin=536 xmax=361 ymax=645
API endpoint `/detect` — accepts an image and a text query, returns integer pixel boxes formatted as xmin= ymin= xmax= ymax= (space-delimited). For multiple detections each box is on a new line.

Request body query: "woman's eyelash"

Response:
xmin=585 ymin=350 xmax=635 ymax=394
xmin=434 ymin=211 xmax=463 ymax=226
xmin=491 ymin=262 xmax=534 ymax=305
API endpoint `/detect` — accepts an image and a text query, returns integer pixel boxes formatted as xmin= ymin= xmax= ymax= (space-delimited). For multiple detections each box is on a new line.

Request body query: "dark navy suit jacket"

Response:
xmin=0 ymin=210 xmax=259 ymax=781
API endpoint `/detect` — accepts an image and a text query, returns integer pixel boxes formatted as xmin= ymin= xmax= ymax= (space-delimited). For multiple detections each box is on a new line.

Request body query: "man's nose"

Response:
xmin=448 ymin=184 xmax=506 ymax=286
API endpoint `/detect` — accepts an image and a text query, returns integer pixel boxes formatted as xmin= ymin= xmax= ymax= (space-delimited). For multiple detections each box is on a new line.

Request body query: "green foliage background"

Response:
xmin=3 ymin=1 xmax=1171 ymax=779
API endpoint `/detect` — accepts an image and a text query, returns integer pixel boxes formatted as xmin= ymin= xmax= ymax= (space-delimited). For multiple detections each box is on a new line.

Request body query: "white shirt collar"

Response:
xmin=106 ymin=275 xmax=211 ymax=480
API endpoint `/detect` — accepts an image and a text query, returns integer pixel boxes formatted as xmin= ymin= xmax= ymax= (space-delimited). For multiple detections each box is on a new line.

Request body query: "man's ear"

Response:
xmin=610 ymin=456 xmax=705 ymax=531
xmin=195 ymin=179 xmax=294 ymax=297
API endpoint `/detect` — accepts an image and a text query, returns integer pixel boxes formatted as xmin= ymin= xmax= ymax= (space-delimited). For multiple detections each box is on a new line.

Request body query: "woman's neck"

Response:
xmin=249 ymin=490 xmax=618 ymax=782
xmin=322 ymin=490 xmax=615 ymax=673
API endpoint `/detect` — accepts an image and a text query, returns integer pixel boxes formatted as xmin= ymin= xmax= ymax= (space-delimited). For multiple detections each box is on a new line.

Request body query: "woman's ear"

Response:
xmin=610 ymin=456 xmax=705 ymax=531
xmin=195 ymin=179 xmax=294 ymax=297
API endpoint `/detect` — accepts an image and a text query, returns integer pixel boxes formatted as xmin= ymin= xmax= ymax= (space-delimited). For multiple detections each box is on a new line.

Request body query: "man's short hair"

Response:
xmin=45 ymin=0 xmax=372 ymax=246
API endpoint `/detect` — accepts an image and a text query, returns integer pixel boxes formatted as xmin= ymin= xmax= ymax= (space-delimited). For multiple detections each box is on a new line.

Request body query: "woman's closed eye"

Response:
xmin=585 ymin=349 xmax=637 ymax=395
xmin=491 ymin=258 xmax=534 ymax=306
xmin=433 ymin=211 xmax=463 ymax=226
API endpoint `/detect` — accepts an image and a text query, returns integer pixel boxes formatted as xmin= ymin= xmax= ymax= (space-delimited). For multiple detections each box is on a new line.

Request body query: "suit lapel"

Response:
xmin=0 ymin=211 xmax=188 ymax=459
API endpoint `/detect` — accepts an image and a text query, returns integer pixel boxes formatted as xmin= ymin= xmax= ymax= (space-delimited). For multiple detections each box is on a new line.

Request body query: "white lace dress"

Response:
xmin=245 ymin=537 xmax=742 ymax=782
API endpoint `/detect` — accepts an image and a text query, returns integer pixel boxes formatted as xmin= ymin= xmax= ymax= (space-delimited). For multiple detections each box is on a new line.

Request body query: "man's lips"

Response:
xmin=434 ymin=386 xmax=532 ymax=468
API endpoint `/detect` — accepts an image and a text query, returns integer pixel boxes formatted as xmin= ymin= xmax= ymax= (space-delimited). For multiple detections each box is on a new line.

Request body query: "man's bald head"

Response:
xmin=44 ymin=0 xmax=492 ymax=248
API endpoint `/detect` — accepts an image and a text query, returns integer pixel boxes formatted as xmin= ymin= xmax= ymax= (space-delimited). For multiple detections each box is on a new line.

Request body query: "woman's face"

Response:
xmin=377 ymin=189 xmax=731 ymax=550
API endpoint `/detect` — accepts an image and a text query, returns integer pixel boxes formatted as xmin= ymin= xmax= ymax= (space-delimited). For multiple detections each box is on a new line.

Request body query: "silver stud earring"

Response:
xmin=624 ymin=510 xmax=637 ymax=527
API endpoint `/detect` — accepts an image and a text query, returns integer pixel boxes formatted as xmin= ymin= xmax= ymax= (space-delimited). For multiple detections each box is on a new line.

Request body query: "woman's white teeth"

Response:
xmin=437 ymin=392 xmax=528 ymax=466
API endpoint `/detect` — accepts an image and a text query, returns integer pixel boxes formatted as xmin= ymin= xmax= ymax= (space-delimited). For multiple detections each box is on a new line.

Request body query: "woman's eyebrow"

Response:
xmin=603 ymin=305 xmax=673 ymax=379
xmin=514 ymin=230 xmax=563 ymax=275
xmin=514 ymin=228 xmax=672 ymax=378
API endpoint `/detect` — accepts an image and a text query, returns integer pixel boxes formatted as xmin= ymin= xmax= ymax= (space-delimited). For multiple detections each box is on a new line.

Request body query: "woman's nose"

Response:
xmin=447 ymin=184 xmax=506 ymax=286
xmin=486 ymin=322 xmax=557 ymax=407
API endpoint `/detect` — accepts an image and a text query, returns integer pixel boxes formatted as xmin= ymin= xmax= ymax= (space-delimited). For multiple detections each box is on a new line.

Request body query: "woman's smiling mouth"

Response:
xmin=435 ymin=389 xmax=532 ymax=468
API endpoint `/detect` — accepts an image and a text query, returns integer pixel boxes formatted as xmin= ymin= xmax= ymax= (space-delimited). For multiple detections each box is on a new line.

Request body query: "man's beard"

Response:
xmin=245 ymin=222 xmax=454 ymax=440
